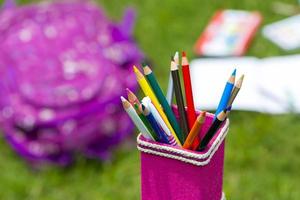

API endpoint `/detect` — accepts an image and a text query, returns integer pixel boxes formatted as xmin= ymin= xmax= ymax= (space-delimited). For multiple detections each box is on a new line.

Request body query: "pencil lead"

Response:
xmin=232 ymin=68 xmax=237 ymax=76
xmin=120 ymin=96 xmax=126 ymax=102
xmin=133 ymin=65 xmax=139 ymax=72
xmin=174 ymin=51 xmax=179 ymax=65
xmin=240 ymin=74 xmax=245 ymax=80
xmin=174 ymin=51 xmax=179 ymax=58
xmin=141 ymin=62 xmax=147 ymax=68
xmin=182 ymin=51 xmax=186 ymax=57
xmin=236 ymin=74 xmax=245 ymax=88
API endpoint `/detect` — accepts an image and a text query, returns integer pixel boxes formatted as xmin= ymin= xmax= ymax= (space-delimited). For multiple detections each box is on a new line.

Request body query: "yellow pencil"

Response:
xmin=133 ymin=65 xmax=181 ymax=145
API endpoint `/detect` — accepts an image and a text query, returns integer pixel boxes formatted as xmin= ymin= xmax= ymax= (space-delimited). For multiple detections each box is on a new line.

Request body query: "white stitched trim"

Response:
xmin=137 ymin=119 xmax=229 ymax=163
xmin=138 ymin=125 xmax=227 ymax=166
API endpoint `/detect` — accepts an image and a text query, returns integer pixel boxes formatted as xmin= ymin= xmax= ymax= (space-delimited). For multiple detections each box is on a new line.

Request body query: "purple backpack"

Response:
xmin=0 ymin=0 xmax=143 ymax=166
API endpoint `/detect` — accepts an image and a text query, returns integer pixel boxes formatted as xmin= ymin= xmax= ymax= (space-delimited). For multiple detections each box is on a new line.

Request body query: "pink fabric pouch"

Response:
xmin=137 ymin=109 xmax=229 ymax=200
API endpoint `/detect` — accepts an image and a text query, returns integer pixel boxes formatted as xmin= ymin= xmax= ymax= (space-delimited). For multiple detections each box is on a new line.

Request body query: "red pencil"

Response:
xmin=181 ymin=51 xmax=196 ymax=130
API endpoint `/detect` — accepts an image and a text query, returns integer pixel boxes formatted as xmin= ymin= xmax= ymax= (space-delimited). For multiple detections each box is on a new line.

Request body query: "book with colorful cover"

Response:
xmin=194 ymin=10 xmax=262 ymax=57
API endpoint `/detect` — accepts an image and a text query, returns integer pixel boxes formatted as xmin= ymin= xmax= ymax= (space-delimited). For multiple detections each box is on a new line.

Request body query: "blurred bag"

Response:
xmin=0 ymin=0 xmax=143 ymax=166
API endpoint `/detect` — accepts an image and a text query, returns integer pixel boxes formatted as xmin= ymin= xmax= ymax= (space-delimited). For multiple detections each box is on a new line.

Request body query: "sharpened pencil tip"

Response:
xmin=174 ymin=51 xmax=179 ymax=58
xmin=170 ymin=59 xmax=178 ymax=71
xmin=120 ymin=96 xmax=126 ymax=102
xmin=232 ymin=69 xmax=237 ymax=76
xmin=133 ymin=65 xmax=138 ymax=72
xmin=126 ymin=88 xmax=132 ymax=96
xmin=240 ymin=74 xmax=245 ymax=80
xmin=182 ymin=51 xmax=186 ymax=57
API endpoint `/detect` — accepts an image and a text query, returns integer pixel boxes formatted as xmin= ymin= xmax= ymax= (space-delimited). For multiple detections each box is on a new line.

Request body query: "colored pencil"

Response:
xmin=142 ymin=96 xmax=171 ymax=137
xmin=198 ymin=110 xmax=227 ymax=151
xmin=214 ymin=69 xmax=236 ymax=119
xmin=181 ymin=51 xmax=197 ymax=130
xmin=121 ymin=96 xmax=154 ymax=140
xmin=141 ymin=97 xmax=178 ymax=146
xmin=166 ymin=52 xmax=178 ymax=105
xmin=171 ymin=58 xmax=189 ymax=140
xmin=166 ymin=73 xmax=173 ymax=105
xmin=142 ymin=63 xmax=183 ymax=144
xmin=133 ymin=65 xmax=181 ymax=145
xmin=133 ymin=103 xmax=158 ymax=141
xmin=227 ymin=74 xmax=244 ymax=107
xmin=141 ymin=103 xmax=170 ymax=144
xmin=126 ymin=88 xmax=157 ymax=139
xmin=174 ymin=51 xmax=180 ymax=68
xmin=183 ymin=111 xmax=206 ymax=150
xmin=126 ymin=88 xmax=140 ymax=105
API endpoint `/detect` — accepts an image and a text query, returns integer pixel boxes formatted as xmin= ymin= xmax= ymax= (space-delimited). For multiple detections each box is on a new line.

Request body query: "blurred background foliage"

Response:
xmin=0 ymin=0 xmax=300 ymax=199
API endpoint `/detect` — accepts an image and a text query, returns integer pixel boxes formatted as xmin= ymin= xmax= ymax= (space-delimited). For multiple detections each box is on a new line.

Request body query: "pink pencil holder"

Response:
xmin=137 ymin=108 xmax=229 ymax=200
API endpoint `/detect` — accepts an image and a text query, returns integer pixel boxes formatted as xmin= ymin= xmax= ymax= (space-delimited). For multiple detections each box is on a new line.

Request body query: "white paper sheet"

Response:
xmin=190 ymin=55 xmax=300 ymax=114
xmin=262 ymin=15 xmax=300 ymax=50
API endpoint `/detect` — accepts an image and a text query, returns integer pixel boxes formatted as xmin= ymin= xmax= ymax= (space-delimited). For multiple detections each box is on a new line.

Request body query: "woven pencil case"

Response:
xmin=137 ymin=107 xmax=229 ymax=200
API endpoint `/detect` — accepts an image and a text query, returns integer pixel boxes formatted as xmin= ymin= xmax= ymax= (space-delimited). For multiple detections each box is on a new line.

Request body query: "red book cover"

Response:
xmin=194 ymin=10 xmax=262 ymax=57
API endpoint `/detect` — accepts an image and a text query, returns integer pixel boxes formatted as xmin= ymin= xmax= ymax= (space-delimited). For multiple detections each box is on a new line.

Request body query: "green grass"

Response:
xmin=1 ymin=0 xmax=300 ymax=199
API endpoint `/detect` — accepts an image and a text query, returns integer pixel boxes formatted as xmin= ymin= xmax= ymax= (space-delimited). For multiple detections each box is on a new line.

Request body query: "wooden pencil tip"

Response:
xmin=126 ymin=88 xmax=135 ymax=101
xmin=239 ymin=74 xmax=245 ymax=81
xmin=133 ymin=65 xmax=138 ymax=72
xmin=236 ymin=74 xmax=245 ymax=88
xmin=197 ymin=111 xmax=206 ymax=123
xmin=218 ymin=110 xmax=227 ymax=121
xmin=170 ymin=59 xmax=178 ymax=71
xmin=141 ymin=103 xmax=150 ymax=115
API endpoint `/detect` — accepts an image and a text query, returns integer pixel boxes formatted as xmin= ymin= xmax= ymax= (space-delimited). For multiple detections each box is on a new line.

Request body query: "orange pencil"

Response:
xmin=182 ymin=51 xmax=197 ymax=130
xmin=183 ymin=112 xmax=206 ymax=150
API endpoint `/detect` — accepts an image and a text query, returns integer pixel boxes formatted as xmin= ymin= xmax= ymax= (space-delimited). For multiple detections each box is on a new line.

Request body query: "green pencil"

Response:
xmin=134 ymin=103 xmax=158 ymax=141
xmin=142 ymin=63 xmax=184 ymax=144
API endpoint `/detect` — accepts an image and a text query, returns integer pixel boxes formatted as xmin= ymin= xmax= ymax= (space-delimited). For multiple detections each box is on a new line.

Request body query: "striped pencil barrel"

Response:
xmin=141 ymin=104 xmax=171 ymax=145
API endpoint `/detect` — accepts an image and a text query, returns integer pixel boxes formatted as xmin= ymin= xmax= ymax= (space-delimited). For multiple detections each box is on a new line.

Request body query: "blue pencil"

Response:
xmin=214 ymin=69 xmax=236 ymax=119
xmin=141 ymin=104 xmax=170 ymax=144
